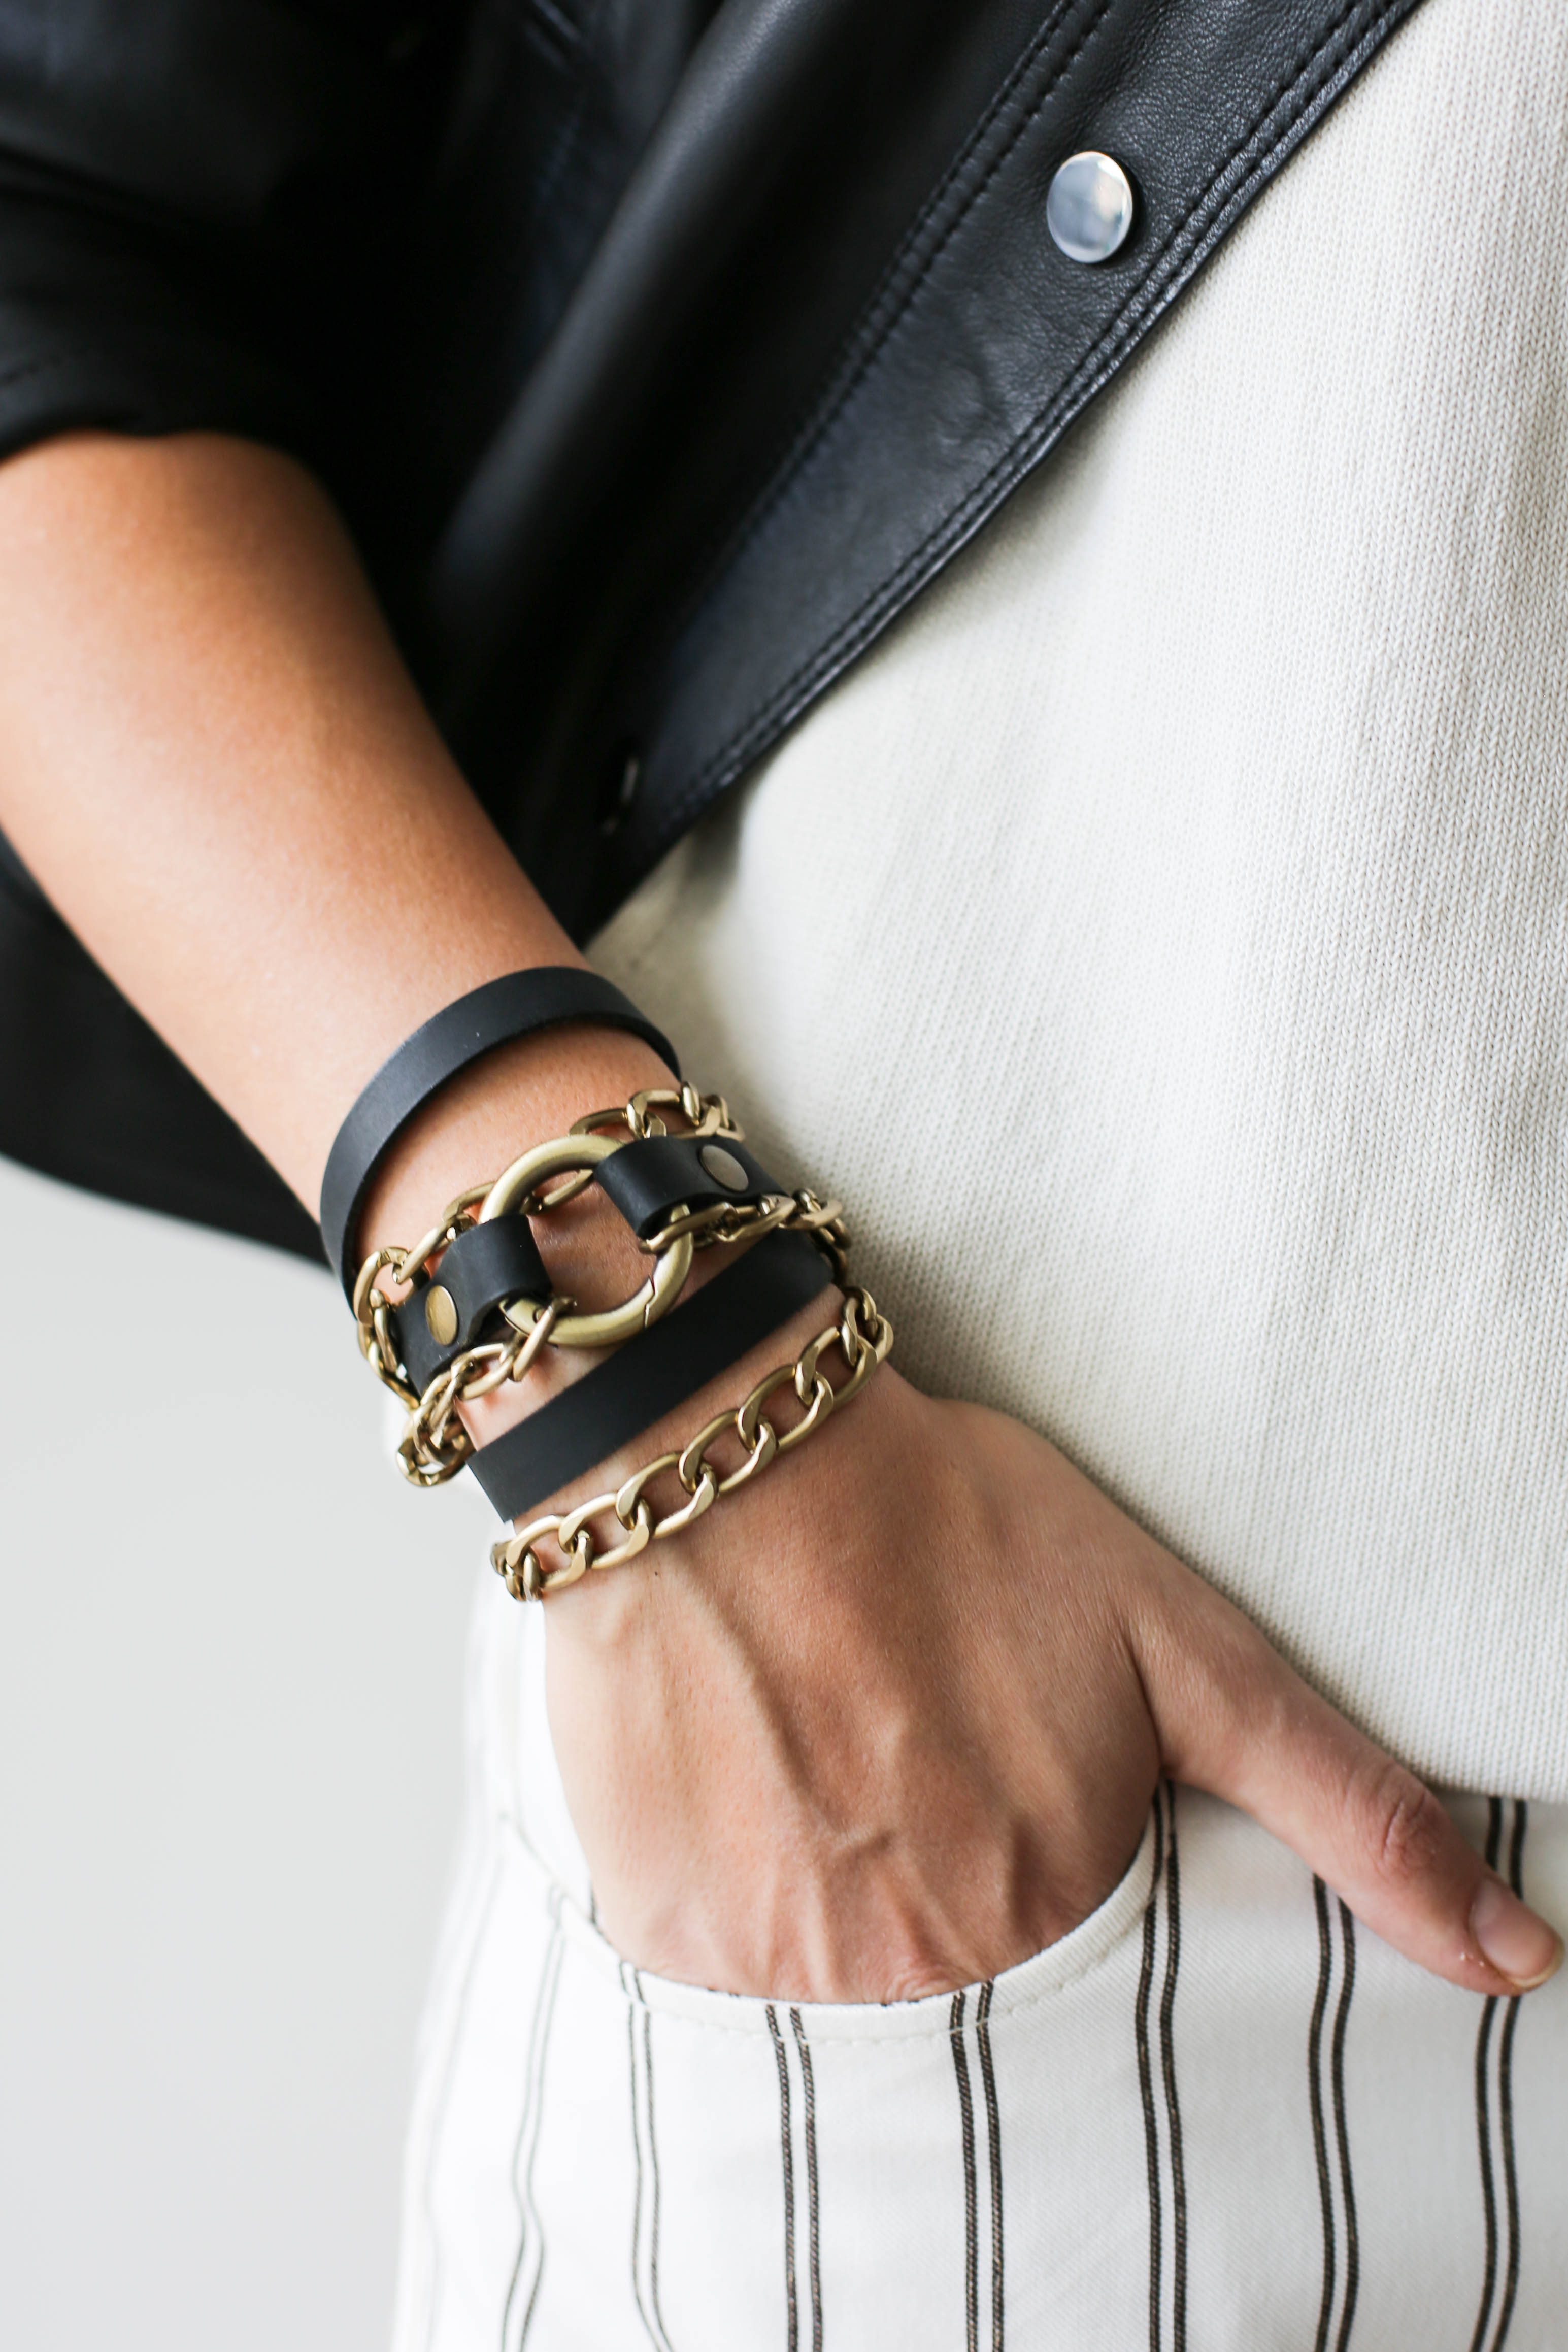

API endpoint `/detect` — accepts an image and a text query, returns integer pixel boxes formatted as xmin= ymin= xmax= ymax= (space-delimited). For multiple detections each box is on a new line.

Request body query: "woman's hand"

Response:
xmin=536 ymin=1336 xmax=1563 ymax=2005
xmin=1 ymin=435 xmax=1554 ymax=2012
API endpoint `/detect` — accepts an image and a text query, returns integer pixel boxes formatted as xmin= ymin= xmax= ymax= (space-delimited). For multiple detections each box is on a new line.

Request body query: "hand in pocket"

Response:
xmin=536 ymin=1349 xmax=1562 ymax=2006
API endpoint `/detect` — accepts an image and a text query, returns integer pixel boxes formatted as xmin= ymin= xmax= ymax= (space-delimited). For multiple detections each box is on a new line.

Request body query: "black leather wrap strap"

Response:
xmin=388 ymin=1136 xmax=778 ymax=1396
xmin=388 ymin=1214 xmax=551 ymax=1397
xmin=467 ymin=1228 xmax=832 ymax=1523
xmin=320 ymin=969 xmax=679 ymax=1296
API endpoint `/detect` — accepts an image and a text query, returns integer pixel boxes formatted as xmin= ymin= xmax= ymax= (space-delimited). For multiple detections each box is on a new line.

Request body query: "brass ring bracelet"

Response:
xmin=318 ymin=967 xmax=681 ymax=1297
xmin=323 ymin=972 xmax=891 ymax=1595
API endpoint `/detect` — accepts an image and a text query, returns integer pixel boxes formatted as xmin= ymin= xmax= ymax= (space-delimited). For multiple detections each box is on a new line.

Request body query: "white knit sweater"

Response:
xmin=593 ymin=0 xmax=1568 ymax=1798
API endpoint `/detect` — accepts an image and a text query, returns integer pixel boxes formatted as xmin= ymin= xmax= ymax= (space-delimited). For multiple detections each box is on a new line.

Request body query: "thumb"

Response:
xmin=1130 ymin=1570 xmax=1563 ymax=1997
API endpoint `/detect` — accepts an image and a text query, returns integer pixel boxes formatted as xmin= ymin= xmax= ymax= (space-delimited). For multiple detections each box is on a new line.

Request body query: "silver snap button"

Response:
xmin=698 ymin=1143 xmax=749 ymax=1193
xmin=1046 ymin=151 xmax=1135 ymax=264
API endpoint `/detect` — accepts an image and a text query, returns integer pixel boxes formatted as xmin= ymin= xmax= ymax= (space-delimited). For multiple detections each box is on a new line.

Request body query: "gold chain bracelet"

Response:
xmin=352 ymin=1088 xmax=735 ymax=1483
xmin=352 ymin=1083 xmax=854 ymax=1487
xmin=490 ymin=1286 xmax=892 ymax=1600
xmin=351 ymin=1195 xmax=535 ymax=1485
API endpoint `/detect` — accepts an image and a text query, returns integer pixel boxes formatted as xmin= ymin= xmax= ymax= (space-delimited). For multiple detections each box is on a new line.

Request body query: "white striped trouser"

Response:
xmin=391 ymin=1600 xmax=1568 ymax=2351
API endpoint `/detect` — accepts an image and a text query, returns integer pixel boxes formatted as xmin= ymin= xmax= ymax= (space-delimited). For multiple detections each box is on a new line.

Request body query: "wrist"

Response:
xmin=460 ymin=1236 xmax=842 ymax=1496
xmin=358 ymin=1019 xmax=677 ymax=1288
xmin=533 ymin=1295 xmax=896 ymax=1643
xmin=365 ymin=1032 xmax=815 ymax=1459
xmin=341 ymin=985 xmax=891 ymax=1594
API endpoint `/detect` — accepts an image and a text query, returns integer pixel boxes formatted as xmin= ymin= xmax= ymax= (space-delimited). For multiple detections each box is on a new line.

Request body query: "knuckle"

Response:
xmin=882 ymin=1959 xmax=958 ymax=2004
xmin=1359 ymin=1761 xmax=1449 ymax=1891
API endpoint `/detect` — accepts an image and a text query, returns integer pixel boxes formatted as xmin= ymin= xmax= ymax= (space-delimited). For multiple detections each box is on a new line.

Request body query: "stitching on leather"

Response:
xmin=649 ymin=0 xmax=1403 ymax=853
xmin=818 ymin=0 xmax=1083 ymax=373
xmin=658 ymin=0 xmax=1107 ymax=653
xmin=658 ymin=0 xmax=1354 ymax=697
xmin=782 ymin=0 xmax=1385 ymax=508
xmin=658 ymin=0 xmax=1089 ymax=638
xmin=689 ymin=0 xmax=1384 ymax=749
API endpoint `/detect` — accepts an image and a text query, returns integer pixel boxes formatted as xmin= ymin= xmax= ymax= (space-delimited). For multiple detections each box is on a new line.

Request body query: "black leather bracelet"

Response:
xmin=466 ymin=1228 xmax=833 ymax=1523
xmin=387 ymin=1213 xmax=551 ymax=1396
xmin=593 ymin=1131 xmax=780 ymax=1237
xmin=320 ymin=969 xmax=679 ymax=1296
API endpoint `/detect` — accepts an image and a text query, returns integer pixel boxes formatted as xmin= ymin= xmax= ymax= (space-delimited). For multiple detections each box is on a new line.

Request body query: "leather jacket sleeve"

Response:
xmin=0 ymin=0 xmax=1432 ymax=1262
xmin=0 ymin=0 xmax=441 ymax=1260
xmin=0 ymin=0 xmax=712 ymax=1262
xmin=0 ymin=0 xmax=423 ymax=480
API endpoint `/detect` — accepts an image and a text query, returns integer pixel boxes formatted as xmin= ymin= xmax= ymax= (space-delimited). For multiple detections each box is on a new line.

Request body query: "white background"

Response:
xmin=0 ymin=1155 xmax=487 ymax=2351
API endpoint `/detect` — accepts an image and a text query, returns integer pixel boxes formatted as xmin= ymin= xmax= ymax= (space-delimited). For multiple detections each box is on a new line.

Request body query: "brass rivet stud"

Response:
xmin=424 ymin=1284 xmax=459 ymax=1344
xmin=698 ymin=1143 xmax=750 ymax=1194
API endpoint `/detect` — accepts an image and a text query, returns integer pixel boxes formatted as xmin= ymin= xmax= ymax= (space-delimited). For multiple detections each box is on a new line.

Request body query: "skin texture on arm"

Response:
xmin=0 ymin=428 xmax=1558 ymax=2007
xmin=0 ymin=430 xmax=670 ymax=1234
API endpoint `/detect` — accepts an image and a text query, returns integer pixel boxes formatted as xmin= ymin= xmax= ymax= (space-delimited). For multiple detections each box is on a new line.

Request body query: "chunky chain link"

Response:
xmin=535 ymin=1083 xmax=735 ymax=1214
xmin=570 ymin=1084 xmax=850 ymax=1280
xmin=574 ymin=1081 xmax=735 ymax=1144
xmin=350 ymin=1085 xmax=824 ymax=1488
xmin=489 ymin=1286 xmax=893 ymax=1601
xmin=352 ymin=1182 xmax=564 ymax=1485
xmin=393 ymin=1302 xmax=562 ymax=1486
xmin=639 ymin=1187 xmax=850 ymax=1286
xmin=351 ymin=1184 xmax=481 ymax=1414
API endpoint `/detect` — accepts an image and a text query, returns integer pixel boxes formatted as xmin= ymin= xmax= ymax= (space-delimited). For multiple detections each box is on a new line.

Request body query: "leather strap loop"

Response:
xmin=593 ymin=1132 xmax=780 ymax=1239
xmin=320 ymin=969 xmax=679 ymax=1294
xmin=388 ymin=1214 xmax=551 ymax=1396
xmin=467 ymin=1229 xmax=832 ymax=1523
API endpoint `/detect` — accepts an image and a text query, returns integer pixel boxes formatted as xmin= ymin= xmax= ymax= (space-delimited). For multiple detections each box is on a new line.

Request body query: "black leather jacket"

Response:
xmin=0 ymin=0 xmax=1425 ymax=1257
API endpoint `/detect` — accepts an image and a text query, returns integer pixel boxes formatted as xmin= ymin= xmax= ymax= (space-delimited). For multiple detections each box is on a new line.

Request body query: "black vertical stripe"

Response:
xmin=1329 ymin=1902 xmax=1359 ymax=2352
xmin=1309 ymin=1882 xmax=1359 ymax=2352
xmin=642 ymin=2008 xmax=674 ymax=2352
xmin=1468 ymin=1800 xmax=1506 ymax=2352
xmin=1309 ymin=1876 xmax=1337 ymax=2352
xmin=1507 ymin=1797 xmax=1527 ymax=1896
xmin=501 ymin=1909 xmax=564 ymax=2352
xmin=1158 ymin=1788 xmax=1187 ymax=2352
xmin=768 ymin=2005 xmax=799 ymax=2352
xmin=1491 ymin=1801 xmax=1528 ymax=2352
xmin=1493 ymin=1991 xmax=1524 ymax=2350
xmin=789 ymin=2011 xmax=823 ymax=2352
xmin=515 ymin=1933 xmax=565 ymax=2349
xmin=1136 ymin=1789 xmax=1167 ymax=2352
xmin=626 ymin=1989 xmax=645 ymax=2333
xmin=1469 ymin=1999 xmax=1502 ymax=2352
xmin=975 ymin=1980 xmax=1005 ymax=2352
xmin=423 ymin=1860 xmax=505 ymax=2352
xmin=625 ymin=1972 xmax=676 ymax=2352
xmin=951 ymin=1987 xmax=980 ymax=2352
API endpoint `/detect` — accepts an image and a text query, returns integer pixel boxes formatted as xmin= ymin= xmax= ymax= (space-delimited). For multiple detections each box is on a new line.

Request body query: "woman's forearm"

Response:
xmin=3 ymin=427 xmax=1558 ymax=2011
xmin=0 ymin=429 xmax=671 ymax=1255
